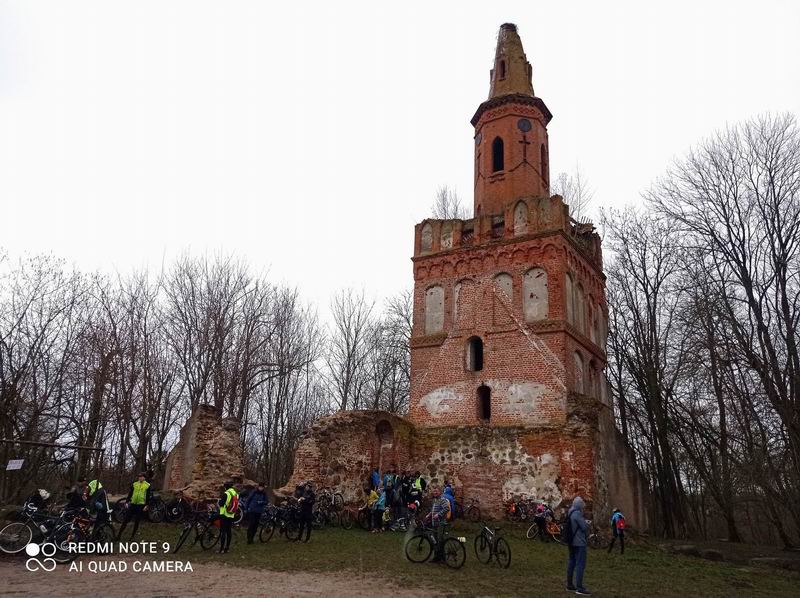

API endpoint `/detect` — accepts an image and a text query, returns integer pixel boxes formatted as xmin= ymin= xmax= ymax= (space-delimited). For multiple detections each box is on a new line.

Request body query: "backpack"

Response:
xmin=228 ymin=492 xmax=239 ymax=514
xmin=615 ymin=514 xmax=625 ymax=530
xmin=560 ymin=513 xmax=574 ymax=545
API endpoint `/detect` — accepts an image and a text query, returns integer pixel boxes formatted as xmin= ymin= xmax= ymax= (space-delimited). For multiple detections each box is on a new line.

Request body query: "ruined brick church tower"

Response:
xmin=285 ymin=24 xmax=648 ymax=524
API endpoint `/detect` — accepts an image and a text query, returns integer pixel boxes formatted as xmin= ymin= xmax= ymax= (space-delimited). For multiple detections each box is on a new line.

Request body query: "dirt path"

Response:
xmin=0 ymin=556 xmax=434 ymax=597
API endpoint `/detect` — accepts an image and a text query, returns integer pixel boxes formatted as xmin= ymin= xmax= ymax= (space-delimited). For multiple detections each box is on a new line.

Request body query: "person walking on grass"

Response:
xmin=608 ymin=508 xmax=626 ymax=554
xmin=565 ymin=496 xmax=591 ymax=596
xmin=244 ymin=482 xmax=268 ymax=544
xmin=117 ymin=472 xmax=152 ymax=541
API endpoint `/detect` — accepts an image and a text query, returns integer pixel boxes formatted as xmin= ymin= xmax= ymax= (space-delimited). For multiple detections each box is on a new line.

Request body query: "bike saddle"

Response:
xmin=494 ymin=526 xmax=502 ymax=532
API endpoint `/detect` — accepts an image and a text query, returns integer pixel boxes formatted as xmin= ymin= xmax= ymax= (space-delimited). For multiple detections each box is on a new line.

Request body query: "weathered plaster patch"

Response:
xmin=502 ymin=381 xmax=547 ymax=415
xmin=420 ymin=386 xmax=462 ymax=416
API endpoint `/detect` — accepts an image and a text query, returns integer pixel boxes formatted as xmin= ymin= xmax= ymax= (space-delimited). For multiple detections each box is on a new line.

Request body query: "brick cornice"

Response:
xmin=471 ymin=94 xmax=553 ymax=127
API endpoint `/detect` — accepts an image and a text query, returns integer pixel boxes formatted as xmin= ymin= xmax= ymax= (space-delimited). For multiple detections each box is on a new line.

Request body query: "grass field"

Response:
xmin=127 ymin=520 xmax=799 ymax=597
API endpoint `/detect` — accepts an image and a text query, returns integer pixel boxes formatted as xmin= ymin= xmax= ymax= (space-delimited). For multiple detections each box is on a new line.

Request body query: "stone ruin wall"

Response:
xmin=163 ymin=404 xmax=248 ymax=500
xmin=283 ymin=404 xmax=603 ymax=521
xmin=280 ymin=411 xmax=413 ymax=504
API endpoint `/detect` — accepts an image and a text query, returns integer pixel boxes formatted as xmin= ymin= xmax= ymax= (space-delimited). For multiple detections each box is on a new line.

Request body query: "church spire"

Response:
xmin=488 ymin=23 xmax=534 ymax=99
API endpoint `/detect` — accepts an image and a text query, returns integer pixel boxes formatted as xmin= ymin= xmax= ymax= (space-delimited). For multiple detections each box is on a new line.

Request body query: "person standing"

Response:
xmin=608 ymin=508 xmax=626 ymax=554
xmin=427 ymin=487 xmax=451 ymax=561
xmin=297 ymin=482 xmax=315 ymax=543
xmin=371 ymin=487 xmax=386 ymax=533
xmin=117 ymin=472 xmax=152 ymax=540
xmin=370 ymin=467 xmax=381 ymax=491
xmin=85 ymin=479 xmax=111 ymax=540
xmin=244 ymin=482 xmax=268 ymax=544
xmin=566 ymin=496 xmax=591 ymax=596
xmin=218 ymin=481 xmax=239 ymax=554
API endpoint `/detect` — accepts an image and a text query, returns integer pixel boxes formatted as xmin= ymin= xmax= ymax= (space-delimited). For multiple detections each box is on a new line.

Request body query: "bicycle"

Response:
xmin=312 ymin=503 xmax=340 ymax=529
xmin=462 ymin=497 xmax=481 ymax=522
xmin=404 ymin=520 xmax=466 ymax=569
xmin=172 ymin=508 xmax=221 ymax=553
xmin=48 ymin=508 xmax=116 ymax=563
xmin=113 ymin=494 xmax=166 ymax=524
xmin=0 ymin=503 xmax=62 ymax=554
xmin=317 ymin=487 xmax=344 ymax=512
xmin=474 ymin=523 xmax=511 ymax=568
xmin=258 ymin=503 xmax=302 ymax=543
xmin=587 ymin=521 xmax=610 ymax=549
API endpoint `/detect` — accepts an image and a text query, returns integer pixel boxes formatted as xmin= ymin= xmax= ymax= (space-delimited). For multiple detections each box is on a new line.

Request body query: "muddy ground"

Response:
xmin=0 ymin=556 xmax=435 ymax=597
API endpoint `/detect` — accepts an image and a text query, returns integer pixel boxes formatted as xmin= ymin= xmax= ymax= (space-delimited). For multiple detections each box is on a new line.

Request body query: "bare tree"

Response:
xmin=552 ymin=164 xmax=593 ymax=221
xmin=325 ymin=289 xmax=374 ymax=411
xmin=430 ymin=185 xmax=467 ymax=220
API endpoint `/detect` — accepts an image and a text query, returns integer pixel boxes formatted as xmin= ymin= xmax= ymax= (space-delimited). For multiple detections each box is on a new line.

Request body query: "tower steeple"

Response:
xmin=489 ymin=23 xmax=534 ymax=99
xmin=472 ymin=23 xmax=552 ymax=218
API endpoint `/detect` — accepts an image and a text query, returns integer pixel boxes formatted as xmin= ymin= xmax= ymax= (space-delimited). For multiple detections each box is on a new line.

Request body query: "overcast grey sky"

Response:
xmin=2 ymin=0 xmax=799 ymax=313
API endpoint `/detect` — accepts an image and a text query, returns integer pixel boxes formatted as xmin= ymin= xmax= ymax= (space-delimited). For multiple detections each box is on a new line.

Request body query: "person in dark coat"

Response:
xmin=297 ymin=482 xmax=315 ymax=543
xmin=244 ymin=482 xmax=269 ymax=544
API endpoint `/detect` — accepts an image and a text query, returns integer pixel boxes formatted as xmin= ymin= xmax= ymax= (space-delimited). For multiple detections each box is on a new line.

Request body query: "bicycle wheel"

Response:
xmin=404 ymin=533 xmax=432 ymax=563
xmin=466 ymin=505 xmax=481 ymax=523
xmin=199 ymin=523 xmax=220 ymax=550
xmin=52 ymin=525 xmax=85 ymax=563
xmin=588 ymin=533 xmax=608 ymax=549
xmin=112 ymin=499 xmax=128 ymax=524
xmin=474 ymin=533 xmax=492 ymax=563
xmin=0 ymin=522 xmax=33 ymax=554
xmin=95 ymin=523 xmax=116 ymax=547
xmin=526 ymin=522 xmax=539 ymax=540
xmin=259 ymin=521 xmax=275 ymax=543
xmin=548 ymin=522 xmax=564 ymax=544
xmin=284 ymin=519 xmax=302 ymax=542
xmin=495 ymin=537 xmax=511 ymax=569
xmin=147 ymin=500 xmax=166 ymax=523
xmin=442 ymin=537 xmax=466 ymax=569
xmin=312 ymin=510 xmax=324 ymax=530
xmin=173 ymin=525 xmax=192 ymax=553
xmin=165 ymin=500 xmax=183 ymax=523
xmin=340 ymin=510 xmax=354 ymax=530
xmin=357 ymin=509 xmax=370 ymax=530
xmin=329 ymin=511 xmax=340 ymax=528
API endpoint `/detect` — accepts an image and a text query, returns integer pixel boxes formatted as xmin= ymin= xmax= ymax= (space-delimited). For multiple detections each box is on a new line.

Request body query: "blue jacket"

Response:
xmin=443 ymin=485 xmax=455 ymax=514
xmin=245 ymin=489 xmax=268 ymax=514
xmin=371 ymin=470 xmax=381 ymax=489
xmin=568 ymin=496 xmax=588 ymax=547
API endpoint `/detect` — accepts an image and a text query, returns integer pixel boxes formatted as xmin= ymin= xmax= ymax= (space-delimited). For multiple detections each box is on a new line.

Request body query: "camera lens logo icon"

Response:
xmin=25 ymin=543 xmax=57 ymax=572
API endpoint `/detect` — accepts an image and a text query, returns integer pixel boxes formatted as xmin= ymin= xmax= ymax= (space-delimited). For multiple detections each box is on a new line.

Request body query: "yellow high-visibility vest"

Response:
xmin=131 ymin=480 xmax=150 ymax=505
xmin=220 ymin=488 xmax=238 ymax=518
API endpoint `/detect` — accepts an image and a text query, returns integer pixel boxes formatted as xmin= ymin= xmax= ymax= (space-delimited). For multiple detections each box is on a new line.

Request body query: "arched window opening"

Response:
xmin=477 ymin=385 xmax=491 ymax=421
xmin=565 ymin=273 xmax=575 ymax=324
xmin=573 ymin=351 xmax=585 ymax=394
xmin=541 ymin=144 xmax=548 ymax=186
xmin=523 ymin=267 xmax=549 ymax=321
xmin=499 ymin=60 xmax=506 ymax=79
xmin=421 ymin=222 xmax=433 ymax=252
xmin=493 ymin=272 xmax=513 ymax=299
xmin=492 ymin=137 xmax=505 ymax=172
xmin=424 ymin=286 xmax=444 ymax=334
xmin=575 ymin=283 xmax=586 ymax=333
xmin=513 ymin=201 xmax=528 ymax=236
xmin=466 ymin=336 xmax=484 ymax=372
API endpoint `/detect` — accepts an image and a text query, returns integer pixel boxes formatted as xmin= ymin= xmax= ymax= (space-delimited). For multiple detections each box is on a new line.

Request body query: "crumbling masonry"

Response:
xmin=287 ymin=23 xmax=649 ymax=524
